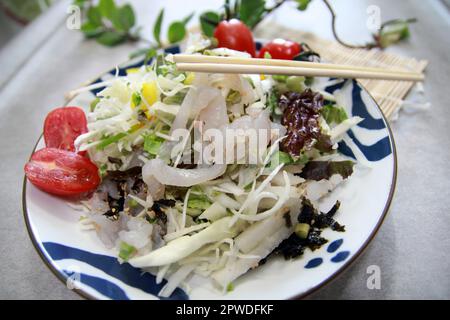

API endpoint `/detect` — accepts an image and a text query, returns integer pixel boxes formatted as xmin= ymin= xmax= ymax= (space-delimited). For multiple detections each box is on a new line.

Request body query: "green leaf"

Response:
xmin=80 ymin=21 xmax=104 ymax=38
xmin=239 ymin=0 xmax=265 ymax=29
xmin=95 ymin=31 xmax=126 ymax=46
xmin=269 ymin=151 xmax=293 ymax=169
xmin=199 ymin=11 xmax=220 ymax=37
xmin=144 ymin=48 xmax=158 ymax=64
xmin=168 ymin=21 xmax=186 ymax=43
xmin=321 ymin=104 xmax=348 ymax=124
xmin=86 ymin=6 xmax=102 ymax=27
xmin=153 ymin=8 xmax=164 ymax=46
xmin=130 ymin=47 xmax=157 ymax=61
xmin=111 ymin=4 xmax=135 ymax=32
xmin=182 ymin=12 xmax=195 ymax=25
xmin=378 ymin=19 xmax=415 ymax=48
xmin=73 ymin=0 xmax=89 ymax=7
xmin=98 ymin=0 xmax=116 ymax=19
xmin=143 ymin=133 xmax=164 ymax=155
xmin=295 ymin=0 xmax=312 ymax=11
xmin=129 ymin=47 xmax=151 ymax=59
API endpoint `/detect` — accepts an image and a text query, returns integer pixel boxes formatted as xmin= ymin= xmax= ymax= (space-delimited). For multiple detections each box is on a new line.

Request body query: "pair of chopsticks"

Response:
xmin=174 ymin=54 xmax=424 ymax=81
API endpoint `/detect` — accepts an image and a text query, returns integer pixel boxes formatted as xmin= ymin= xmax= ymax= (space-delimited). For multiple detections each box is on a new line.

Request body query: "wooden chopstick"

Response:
xmin=174 ymin=54 xmax=419 ymax=75
xmin=174 ymin=54 xmax=424 ymax=81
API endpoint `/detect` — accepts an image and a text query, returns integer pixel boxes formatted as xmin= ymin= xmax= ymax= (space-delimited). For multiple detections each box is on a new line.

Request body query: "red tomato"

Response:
xmin=214 ymin=19 xmax=256 ymax=57
xmin=44 ymin=107 xmax=87 ymax=153
xmin=258 ymin=39 xmax=302 ymax=60
xmin=24 ymin=148 xmax=100 ymax=197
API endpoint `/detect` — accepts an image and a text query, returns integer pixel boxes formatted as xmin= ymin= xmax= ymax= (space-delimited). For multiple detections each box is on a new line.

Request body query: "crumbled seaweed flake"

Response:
xmin=267 ymin=198 xmax=344 ymax=260
xmin=151 ymin=201 xmax=169 ymax=225
xmin=298 ymin=198 xmax=316 ymax=224
xmin=154 ymin=209 xmax=167 ymax=224
xmin=275 ymin=234 xmax=307 ymax=260
xmin=305 ymin=228 xmax=328 ymax=251
xmin=283 ymin=212 xmax=292 ymax=228
xmin=313 ymin=201 xmax=345 ymax=232
xmin=107 ymin=157 xmax=123 ymax=166
xmin=154 ymin=199 xmax=176 ymax=207
xmin=107 ymin=166 xmax=142 ymax=180
xmin=104 ymin=194 xmax=124 ymax=220
xmin=299 ymin=161 xmax=354 ymax=181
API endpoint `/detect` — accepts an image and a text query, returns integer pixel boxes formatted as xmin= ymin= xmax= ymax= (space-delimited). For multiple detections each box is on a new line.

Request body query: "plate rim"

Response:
xmin=22 ymin=76 xmax=397 ymax=300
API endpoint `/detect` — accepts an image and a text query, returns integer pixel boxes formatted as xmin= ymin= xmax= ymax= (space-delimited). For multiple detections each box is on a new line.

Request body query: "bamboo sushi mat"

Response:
xmin=254 ymin=22 xmax=429 ymax=120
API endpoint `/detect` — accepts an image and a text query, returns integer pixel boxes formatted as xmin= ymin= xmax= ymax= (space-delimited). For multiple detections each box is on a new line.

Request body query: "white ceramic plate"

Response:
xmin=23 ymin=43 xmax=396 ymax=300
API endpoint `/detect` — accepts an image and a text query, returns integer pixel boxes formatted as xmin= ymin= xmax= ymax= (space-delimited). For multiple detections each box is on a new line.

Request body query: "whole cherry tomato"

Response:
xmin=24 ymin=148 xmax=100 ymax=197
xmin=44 ymin=106 xmax=87 ymax=154
xmin=214 ymin=19 xmax=256 ymax=57
xmin=258 ymin=38 xmax=302 ymax=60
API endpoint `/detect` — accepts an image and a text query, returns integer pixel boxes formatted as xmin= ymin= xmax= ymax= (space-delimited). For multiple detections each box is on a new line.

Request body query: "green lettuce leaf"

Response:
xmin=321 ymin=104 xmax=348 ymax=124
xmin=143 ymin=133 xmax=164 ymax=155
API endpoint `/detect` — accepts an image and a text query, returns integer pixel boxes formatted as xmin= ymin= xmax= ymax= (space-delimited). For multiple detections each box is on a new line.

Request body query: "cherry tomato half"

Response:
xmin=44 ymin=106 xmax=87 ymax=153
xmin=258 ymin=38 xmax=302 ymax=60
xmin=24 ymin=148 xmax=100 ymax=197
xmin=214 ymin=19 xmax=256 ymax=57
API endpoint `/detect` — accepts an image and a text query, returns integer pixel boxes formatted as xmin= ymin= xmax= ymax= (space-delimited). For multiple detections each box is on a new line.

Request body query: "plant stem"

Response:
xmin=322 ymin=0 xmax=374 ymax=49
xmin=252 ymin=0 xmax=286 ymax=30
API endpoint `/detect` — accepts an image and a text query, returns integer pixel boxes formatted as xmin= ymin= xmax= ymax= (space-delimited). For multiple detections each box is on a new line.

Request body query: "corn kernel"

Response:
xmin=141 ymin=81 xmax=158 ymax=106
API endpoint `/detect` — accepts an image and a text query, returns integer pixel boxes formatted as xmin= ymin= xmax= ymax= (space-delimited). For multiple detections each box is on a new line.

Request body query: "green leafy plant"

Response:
xmin=74 ymin=0 xmax=416 ymax=52
xmin=77 ymin=0 xmax=139 ymax=46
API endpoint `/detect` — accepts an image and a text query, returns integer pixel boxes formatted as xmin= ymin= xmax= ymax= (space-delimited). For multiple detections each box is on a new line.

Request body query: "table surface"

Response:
xmin=1 ymin=0 xmax=449 ymax=300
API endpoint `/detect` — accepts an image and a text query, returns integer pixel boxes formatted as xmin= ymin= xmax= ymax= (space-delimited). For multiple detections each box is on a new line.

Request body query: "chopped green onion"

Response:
xmin=263 ymin=51 xmax=272 ymax=59
xmin=119 ymin=241 xmax=137 ymax=261
xmin=295 ymin=223 xmax=310 ymax=239
xmin=226 ymin=282 xmax=234 ymax=292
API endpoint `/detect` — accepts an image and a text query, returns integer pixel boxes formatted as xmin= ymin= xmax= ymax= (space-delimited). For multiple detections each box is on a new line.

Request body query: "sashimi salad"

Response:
xmin=24 ymin=36 xmax=363 ymax=298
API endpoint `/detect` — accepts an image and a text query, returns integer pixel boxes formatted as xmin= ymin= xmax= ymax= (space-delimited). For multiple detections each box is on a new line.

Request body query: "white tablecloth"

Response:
xmin=0 ymin=0 xmax=449 ymax=299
